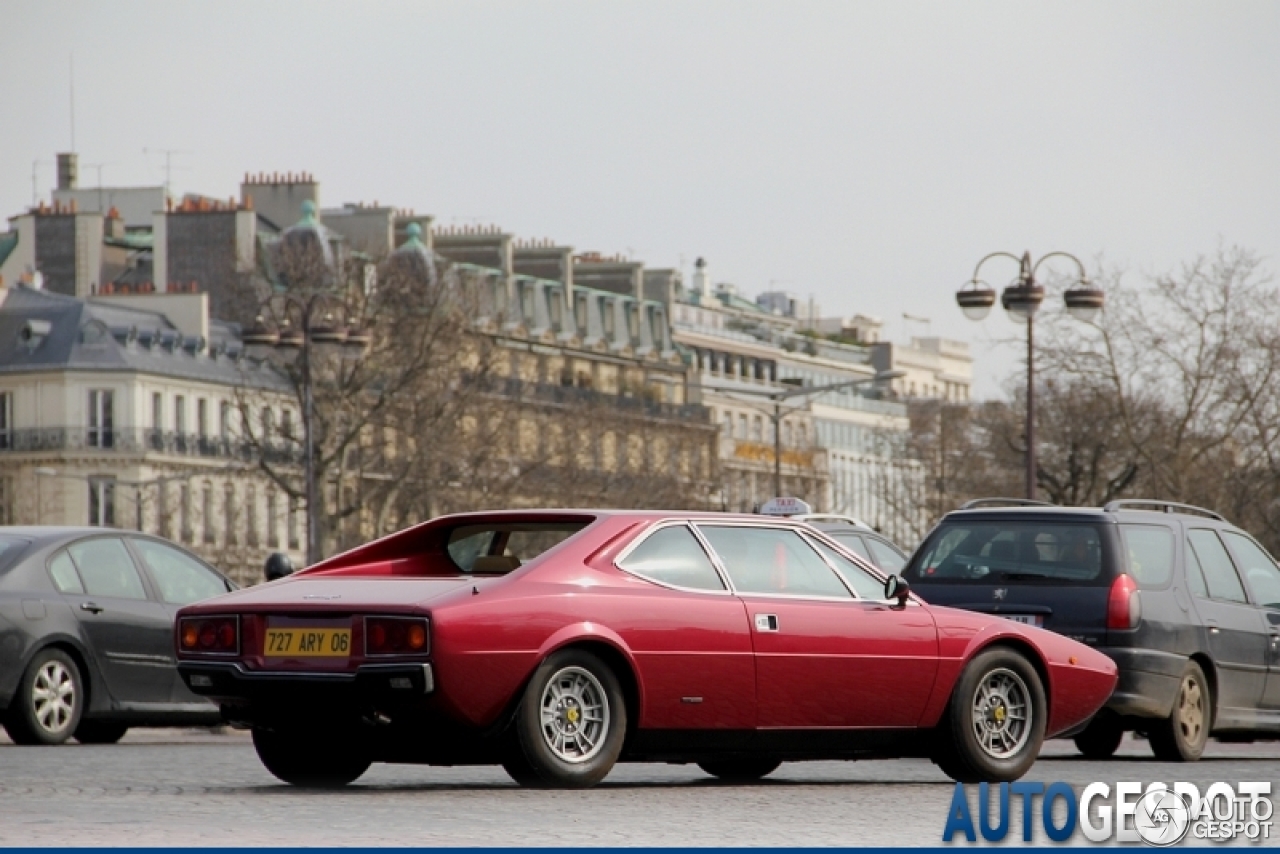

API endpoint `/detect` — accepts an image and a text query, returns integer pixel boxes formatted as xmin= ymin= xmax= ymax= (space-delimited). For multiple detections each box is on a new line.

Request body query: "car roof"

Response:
xmin=940 ymin=506 xmax=1231 ymax=526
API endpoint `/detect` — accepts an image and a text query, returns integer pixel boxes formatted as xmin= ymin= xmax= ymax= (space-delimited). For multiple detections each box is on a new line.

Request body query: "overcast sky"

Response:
xmin=4 ymin=1 xmax=1278 ymax=397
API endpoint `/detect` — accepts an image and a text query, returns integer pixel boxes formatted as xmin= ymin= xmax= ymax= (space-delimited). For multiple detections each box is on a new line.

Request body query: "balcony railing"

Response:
xmin=0 ymin=427 xmax=302 ymax=464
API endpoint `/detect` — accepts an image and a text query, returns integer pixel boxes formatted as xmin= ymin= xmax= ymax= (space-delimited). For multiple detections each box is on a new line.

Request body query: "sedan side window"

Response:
xmin=807 ymin=537 xmax=886 ymax=599
xmin=617 ymin=525 xmax=725 ymax=592
xmin=133 ymin=539 xmax=228 ymax=605
xmin=47 ymin=550 xmax=85 ymax=594
xmin=1221 ymin=532 xmax=1280 ymax=609
xmin=698 ymin=525 xmax=852 ymax=599
xmin=67 ymin=538 xmax=147 ymax=600
xmin=1186 ymin=530 xmax=1247 ymax=604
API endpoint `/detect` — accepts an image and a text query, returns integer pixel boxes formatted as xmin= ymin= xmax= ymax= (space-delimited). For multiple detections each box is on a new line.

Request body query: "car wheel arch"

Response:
xmin=967 ymin=638 xmax=1052 ymax=717
xmin=532 ymin=627 xmax=642 ymax=732
xmin=21 ymin=637 xmax=101 ymax=712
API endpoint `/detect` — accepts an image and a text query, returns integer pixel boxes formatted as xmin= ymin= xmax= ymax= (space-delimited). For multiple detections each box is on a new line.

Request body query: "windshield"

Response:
xmin=905 ymin=520 xmax=1109 ymax=584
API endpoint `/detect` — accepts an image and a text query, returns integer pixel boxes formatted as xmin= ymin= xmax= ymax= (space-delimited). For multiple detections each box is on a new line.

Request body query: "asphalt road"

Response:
xmin=0 ymin=729 xmax=1277 ymax=846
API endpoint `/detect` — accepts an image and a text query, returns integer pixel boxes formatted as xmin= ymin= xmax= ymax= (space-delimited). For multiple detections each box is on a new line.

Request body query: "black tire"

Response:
xmin=932 ymin=647 xmax=1047 ymax=783
xmin=251 ymin=728 xmax=371 ymax=787
xmin=3 ymin=648 xmax=83 ymax=745
xmin=697 ymin=758 xmax=781 ymax=782
xmin=511 ymin=648 xmax=627 ymax=788
xmin=501 ymin=747 xmax=545 ymax=787
xmin=1073 ymin=714 xmax=1124 ymax=760
xmin=74 ymin=721 xmax=129 ymax=745
xmin=1149 ymin=661 xmax=1210 ymax=762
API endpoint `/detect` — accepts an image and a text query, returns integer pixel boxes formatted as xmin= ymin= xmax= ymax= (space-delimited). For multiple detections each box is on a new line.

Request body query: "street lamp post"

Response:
xmin=244 ymin=299 xmax=369 ymax=566
xmin=955 ymin=251 xmax=1104 ymax=500
xmin=705 ymin=369 xmax=906 ymax=500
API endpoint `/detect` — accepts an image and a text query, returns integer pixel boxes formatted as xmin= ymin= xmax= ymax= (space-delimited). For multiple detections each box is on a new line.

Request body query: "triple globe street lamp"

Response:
xmin=955 ymin=251 xmax=1104 ymax=500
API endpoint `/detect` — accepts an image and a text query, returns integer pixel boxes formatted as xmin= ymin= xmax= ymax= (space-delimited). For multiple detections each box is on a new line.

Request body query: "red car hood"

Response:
xmin=180 ymin=576 xmax=474 ymax=615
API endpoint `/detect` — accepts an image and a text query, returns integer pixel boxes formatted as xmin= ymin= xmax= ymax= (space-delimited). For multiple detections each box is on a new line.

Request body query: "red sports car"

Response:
xmin=175 ymin=510 xmax=1116 ymax=788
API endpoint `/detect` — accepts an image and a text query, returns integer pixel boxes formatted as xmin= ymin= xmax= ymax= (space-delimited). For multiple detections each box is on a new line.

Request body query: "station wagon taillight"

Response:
xmin=179 ymin=616 xmax=240 ymax=655
xmin=365 ymin=616 xmax=430 ymax=656
xmin=1107 ymin=574 xmax=1142 ymax=630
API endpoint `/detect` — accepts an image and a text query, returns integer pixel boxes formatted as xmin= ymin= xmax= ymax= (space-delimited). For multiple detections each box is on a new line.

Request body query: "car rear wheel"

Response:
xmin=251 ymin=728 xmax=371 ymax=787
xmin=697 ymin=758 xmax=781 ymax=782
xmin=512 ymin=649 xmax=626 ymax=788
xmin=1073 ymin=713 xmax=1124 ymax=760
xmin=4 ymin=648 xmax=83 ymax=745
xmin=933 ymin=647 xmax=1046 ymax=783
xmin=74 ymin=721 xmax=129 ymax=745
xmin=1148 ymin=662 xmax=1210 ymax=762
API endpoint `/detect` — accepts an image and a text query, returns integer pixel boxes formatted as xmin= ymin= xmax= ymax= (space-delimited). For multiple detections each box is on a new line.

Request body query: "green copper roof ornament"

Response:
xmin=298 ymin=199 xmax=318 ymax=225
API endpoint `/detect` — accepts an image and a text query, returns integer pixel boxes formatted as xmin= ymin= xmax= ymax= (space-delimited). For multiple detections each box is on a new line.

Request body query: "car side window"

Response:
xmin=698 ymin=525 xmax=852 ymax=598
xmin=617 ymin=525 xmax=725 ymax=592
xmin=865 ymin=537 xmax=906 ymax=572
xmin=1186 ymin=529 xmax=1247 ymax=604
xmin=1120 ymin=525 xmax=1175 ymax=588
xmin=807 ymin=537 xmax=886 ymax=599
xmin=67 ymin=537 xmax=147 ymax=601
xmin=133 ymin=539 xmax=228 ymax=605
xmin=47 ymin=550 xmax=85 ymax=594
xmin=1183 ymin=542 xmax=1209 ymax=598
xmin=1221 ymin=532 xmax=1280 ymax=609
xmin=827 ymin=531 xmax=872 ymax=562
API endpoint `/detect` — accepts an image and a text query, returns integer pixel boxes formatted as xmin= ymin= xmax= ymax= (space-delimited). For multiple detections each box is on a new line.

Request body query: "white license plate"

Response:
xmin=1002 ymin=614 xmax=1043 ymax=627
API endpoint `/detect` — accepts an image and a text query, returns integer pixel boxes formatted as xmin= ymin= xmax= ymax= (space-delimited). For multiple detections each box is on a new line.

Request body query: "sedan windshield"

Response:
xmin=905 ymin=521 xmax=1108 ymax=584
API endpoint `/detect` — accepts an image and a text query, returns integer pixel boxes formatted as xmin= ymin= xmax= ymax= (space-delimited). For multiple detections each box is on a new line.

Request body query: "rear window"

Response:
xmin=446 ymin=522 xmax=588 ymax=573
xmin=905 ymin=520 xmax=1107 ymax=584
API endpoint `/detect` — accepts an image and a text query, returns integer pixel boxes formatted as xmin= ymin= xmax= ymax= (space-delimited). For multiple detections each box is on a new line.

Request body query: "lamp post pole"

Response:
xmin=956 ymin=251 xmax=1103 ymax=500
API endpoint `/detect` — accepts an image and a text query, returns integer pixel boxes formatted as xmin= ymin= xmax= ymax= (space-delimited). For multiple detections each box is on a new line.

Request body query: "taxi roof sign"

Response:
xmin=758 ymin=497 xmax=813 ymax=517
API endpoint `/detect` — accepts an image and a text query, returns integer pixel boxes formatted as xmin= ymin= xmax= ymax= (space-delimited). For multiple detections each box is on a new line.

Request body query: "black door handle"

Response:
xmin=80 ymin=601 xmax=104 ymax=614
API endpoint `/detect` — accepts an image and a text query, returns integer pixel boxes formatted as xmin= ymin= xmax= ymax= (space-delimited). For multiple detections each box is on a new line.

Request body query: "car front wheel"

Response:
xmin=1148 ymin=661 xmax=1210 ymax=762
xmin=252 ymin=728 xmax=371 ymax=787
xmin=512 ymin=649 xmax=626 ymax=788
xmin=933 ymin=647 xmax=1046 ymax=783
xmin=4 ymin=648 xmax=83 ymax=745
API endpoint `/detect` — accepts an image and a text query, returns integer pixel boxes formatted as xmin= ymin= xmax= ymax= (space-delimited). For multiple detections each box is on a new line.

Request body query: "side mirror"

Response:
xmin=884 ymin=574 xmax=911 ymax=608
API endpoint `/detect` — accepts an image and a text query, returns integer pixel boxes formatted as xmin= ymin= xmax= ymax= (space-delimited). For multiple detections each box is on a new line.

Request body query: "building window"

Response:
xmin=224 ymin=483 xmax=238 ymax=545
xmin=0 ymin=391 xmax=11 ymax=450
xmin=88 ymin=390 xmax=114 ymax=448
xmin=267 ymin=490 xmax=279 ymax=548
xmin=287 ymin=497 xmax=300 ymax=550
xmin=261 ymin=407 xmax=274 ymax=442
xmin=0 ymin=476 xmax=13 ymax=524
xmin=197 ymin=399 xmax=209 ymax=437
xmin=180 ymin=484 xmax=192 ymax=542
xmin=202 ymin=483 xmax=215 ymax=543
xmin=281 ymin=409 xmax=294 ymax=441
xmin=574 ymin=295 xmax=587 ymax=331
xmin=245 ymin=484 xmax=258 ymax=547
xmin=603 ymin=301 xmax=615 ymax=337
xmin=220 ymin=401 xmax=232 ymax=437
xmin=88 ymin=477 xmax=115 ymax=526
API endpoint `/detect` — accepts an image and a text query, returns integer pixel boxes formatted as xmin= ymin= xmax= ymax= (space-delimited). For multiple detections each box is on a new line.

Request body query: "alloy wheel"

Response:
xmin=539 ymin=665 xmax=610 ymax=763
xmin=31 ymin=659 xmax=77 ymax=737
xmin=970 ymin=667 xmax=1032 ymax=760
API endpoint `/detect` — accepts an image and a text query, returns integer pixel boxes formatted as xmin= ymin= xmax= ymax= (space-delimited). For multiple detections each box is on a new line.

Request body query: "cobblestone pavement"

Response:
xmin=0 ymin=730 xmax=1276 ymax=846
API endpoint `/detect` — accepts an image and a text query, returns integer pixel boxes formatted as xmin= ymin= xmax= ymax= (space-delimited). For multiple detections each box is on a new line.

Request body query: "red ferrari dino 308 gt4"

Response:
xmin=176 ymin=510 xmax=1117 ymax=787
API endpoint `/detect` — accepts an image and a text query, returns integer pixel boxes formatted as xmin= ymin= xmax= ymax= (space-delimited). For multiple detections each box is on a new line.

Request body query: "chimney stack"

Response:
xmin=57 ymin=152 xmax=79 ymax=190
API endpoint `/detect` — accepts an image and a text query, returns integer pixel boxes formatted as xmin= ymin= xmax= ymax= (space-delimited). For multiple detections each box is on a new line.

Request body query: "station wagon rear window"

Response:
xmin=906 ymin=522 xmax=1107 ymax=584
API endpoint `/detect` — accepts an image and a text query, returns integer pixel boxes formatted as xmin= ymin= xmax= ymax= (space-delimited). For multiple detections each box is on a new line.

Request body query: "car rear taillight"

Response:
xmin=179 ymin=616 xmax=239 ymax=655
xmin=1107 ymin=574 xmax=1142 ymax=630
xmin=365 ymin=616 xmax=430 ymax=656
